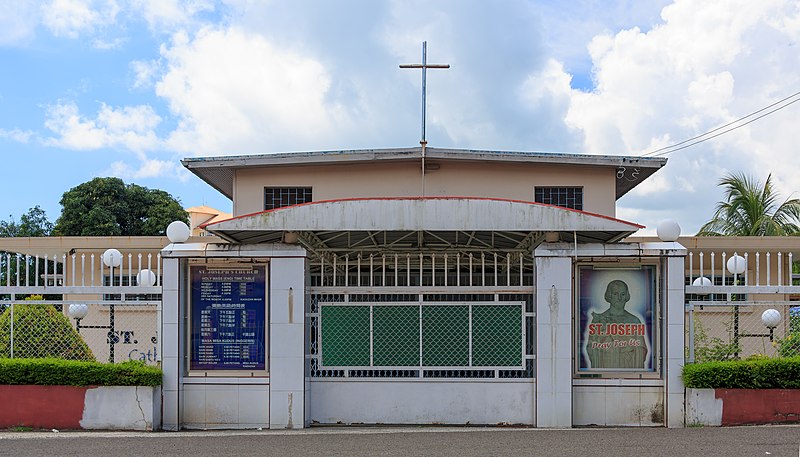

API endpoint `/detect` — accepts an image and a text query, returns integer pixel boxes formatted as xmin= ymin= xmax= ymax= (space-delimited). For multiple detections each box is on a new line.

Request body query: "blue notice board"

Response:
xmin=190 ymin=265 xmax=267 ymax=371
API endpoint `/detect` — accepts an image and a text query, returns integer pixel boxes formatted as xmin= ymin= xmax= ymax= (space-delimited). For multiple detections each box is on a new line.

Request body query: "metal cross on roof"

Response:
xmin=400 ymin=41 xmax=450 ymax=145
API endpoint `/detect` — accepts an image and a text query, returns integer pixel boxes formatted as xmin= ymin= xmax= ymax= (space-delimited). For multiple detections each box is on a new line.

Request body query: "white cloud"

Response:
xmin=0 ymin=2 xmax=39 ymax=45
xmin=156 ymin=26 xmax=347 ymax=155
xmin=131 ymin=0 xmax=215 ymax=33
xmin=562 ymin=0 xmax=800 ymax=233
xmin=44 ymin=102 xmax=162 ymax=152
xmin=0 ymin=128 xmax=34 ymax=143
xmin=131 ymin=59 xmax=160 ymax=89
xmin=107 ymin=158 xmax=188 ymax=180
xmin=41 ymin=0 xmax=119 ymax=39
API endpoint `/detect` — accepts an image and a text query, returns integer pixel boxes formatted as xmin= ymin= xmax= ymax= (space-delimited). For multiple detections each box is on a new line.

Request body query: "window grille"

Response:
xmin=685 ymin=276 xmax=746 ymax=303
xmin=103 ymin=275 xmax=162 ymax=301
xmin=534 ymin=186 xmax=583 ymax=210
xmin=310 ymin=293 xmax=533 ymax=379
xmin=264 ymin=187 xmax=312 ymax=210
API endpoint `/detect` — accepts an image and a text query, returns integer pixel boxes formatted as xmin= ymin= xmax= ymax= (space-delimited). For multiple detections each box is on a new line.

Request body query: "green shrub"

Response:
xmin=0 ymin=302 xmax=94 ymax=361
xmin=0 ymin=358 xmax=162 ymax=386
xmin=682 ymin=356 xmax=800 ymax=389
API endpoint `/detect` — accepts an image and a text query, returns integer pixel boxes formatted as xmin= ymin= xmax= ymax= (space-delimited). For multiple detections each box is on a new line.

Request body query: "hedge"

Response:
xmin=0 ymin=303 xmax=94 ymax=361
xmin=682 ymin=356 xmax=800 ymax=389
xmin=0 ymin=358 xmax=162 ymax=386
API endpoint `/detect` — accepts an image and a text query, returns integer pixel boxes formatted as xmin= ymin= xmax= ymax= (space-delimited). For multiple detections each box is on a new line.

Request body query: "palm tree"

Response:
xmin=697 ymin=172 xmax=800 ymax=236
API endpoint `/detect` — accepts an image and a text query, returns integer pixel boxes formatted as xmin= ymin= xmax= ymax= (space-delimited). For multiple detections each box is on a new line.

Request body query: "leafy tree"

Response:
xmin=0 ymin=206 xmax=53 ymax=237
xmin=697 ymin=172 xmax=800 ymax=236
xmin=1 ymin=207 xmax=54 ymax=295
xmin=54 ymin=177 xmax=188 ymax=236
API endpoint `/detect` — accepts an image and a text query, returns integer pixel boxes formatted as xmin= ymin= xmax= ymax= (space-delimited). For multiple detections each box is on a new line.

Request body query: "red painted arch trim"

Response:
xmin=201 ymin=196 xmax=645 ymax=230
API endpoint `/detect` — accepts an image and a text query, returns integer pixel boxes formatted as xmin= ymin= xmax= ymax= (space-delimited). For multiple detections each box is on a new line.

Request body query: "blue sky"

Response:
xmin=1 ymin=0 xmax=799 ymax=235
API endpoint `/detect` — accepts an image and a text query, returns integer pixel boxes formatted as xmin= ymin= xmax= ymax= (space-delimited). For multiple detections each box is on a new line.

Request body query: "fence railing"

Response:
xmin=0 ymin=251 xmax=162 ymax=299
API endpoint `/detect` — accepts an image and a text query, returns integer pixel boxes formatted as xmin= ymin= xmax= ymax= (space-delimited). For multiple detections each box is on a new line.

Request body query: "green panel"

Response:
xmin=472 ymin=305 xmax=522 ymax=366
xmin=422 ymin=305 xmax=469 ymax=366
xmin=321 ymin=306 xmax=370 ymax=366
xmin=373 ymin=305 xmax=419 ymax=366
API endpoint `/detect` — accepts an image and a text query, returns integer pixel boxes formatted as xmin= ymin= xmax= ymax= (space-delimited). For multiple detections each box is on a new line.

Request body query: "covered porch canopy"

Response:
xmin=203 ymin=197 xmax=643 ymax=254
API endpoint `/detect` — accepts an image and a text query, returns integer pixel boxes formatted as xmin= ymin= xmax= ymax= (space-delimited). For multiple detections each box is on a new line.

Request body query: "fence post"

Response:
xmin=687 ymin=302 xmax=694 ymax=363
xmin=10 ymin=299 xmax=14 ymax=359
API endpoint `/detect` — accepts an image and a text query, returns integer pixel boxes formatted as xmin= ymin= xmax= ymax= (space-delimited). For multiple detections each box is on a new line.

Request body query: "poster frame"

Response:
xmin=186 ymin=259 xmax=270 ymax=377
xmin=573 ymin=260 xmax=661 ymax=378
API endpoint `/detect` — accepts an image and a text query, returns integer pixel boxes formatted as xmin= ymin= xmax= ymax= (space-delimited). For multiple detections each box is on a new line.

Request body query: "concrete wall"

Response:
xmin=686 ymin=388 xmax=800 ymax=426
xmin=0 ymin=385 xmax=161 ymax=431
xmin=573 ymin=381 xmax=664 ymax=426
xmin=233 ymin=161 xmax=616 ymax=218
xmin=309 ymin=381 xmax=535 ymax=425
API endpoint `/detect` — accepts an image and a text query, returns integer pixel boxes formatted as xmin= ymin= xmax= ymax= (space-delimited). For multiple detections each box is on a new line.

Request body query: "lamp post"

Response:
xmin=688 ymin=276 xmax=712 ymax=363
xmin=725 ymin=253 xmax=746 ymax=358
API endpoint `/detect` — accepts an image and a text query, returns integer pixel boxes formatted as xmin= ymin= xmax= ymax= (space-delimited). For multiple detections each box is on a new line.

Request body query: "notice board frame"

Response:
xmin=186 ymin=260 xmax=270 ymax=377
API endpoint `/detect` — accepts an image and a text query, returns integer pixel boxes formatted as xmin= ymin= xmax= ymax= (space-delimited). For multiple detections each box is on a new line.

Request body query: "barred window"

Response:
xmin=534 ymin=186 xmax=583 ymax=210
xmin=264 ymin=187 xmax=312 ymax=210
xmin=103 ymin=275 xmax=162 ymax=301
xmin=685 ymin=276 xmax=746 ymax=303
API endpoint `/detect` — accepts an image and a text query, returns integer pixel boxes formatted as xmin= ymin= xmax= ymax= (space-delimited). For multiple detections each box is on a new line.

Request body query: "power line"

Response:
xmin=640 ymin=90 xmax=800 ymax=157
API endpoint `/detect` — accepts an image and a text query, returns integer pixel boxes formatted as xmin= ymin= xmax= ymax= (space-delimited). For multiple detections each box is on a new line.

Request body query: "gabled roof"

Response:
xmin=182 ymin=147 xmax=667 ymax=201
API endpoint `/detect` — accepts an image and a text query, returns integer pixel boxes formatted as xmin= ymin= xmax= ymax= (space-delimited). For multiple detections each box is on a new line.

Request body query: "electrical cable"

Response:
xmin=640 ymin=90 xmax=800 ymax=157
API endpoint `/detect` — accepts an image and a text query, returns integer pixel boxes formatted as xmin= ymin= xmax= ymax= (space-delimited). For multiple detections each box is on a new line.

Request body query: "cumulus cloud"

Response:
xmin=41 ymin=0 xmax=119 ymax=39
xmin=107 ymin=157 xmax=188 ymax=180
xmin=156 ymin=26 xmax=347 ymax=155
xmin=43 ymin=102 xmax=162 ymax=152
xmin=0 ymin=2 xmax=39 ymax=45
xmin=0 ymin=128 xmax=34 ymax=143
xmin=131 ymin=0 xmax=215 ymax=33
xmin=562 ymin=0 xmax=800 ymax=233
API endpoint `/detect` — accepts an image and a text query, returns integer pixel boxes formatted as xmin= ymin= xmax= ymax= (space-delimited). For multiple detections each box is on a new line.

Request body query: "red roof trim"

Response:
xmin=201 ymin=196 xmax=645 ymax=230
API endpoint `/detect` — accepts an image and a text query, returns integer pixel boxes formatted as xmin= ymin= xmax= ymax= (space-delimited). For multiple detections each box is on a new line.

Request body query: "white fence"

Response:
xmin=0 ymin=250 xmax=162 ymax=364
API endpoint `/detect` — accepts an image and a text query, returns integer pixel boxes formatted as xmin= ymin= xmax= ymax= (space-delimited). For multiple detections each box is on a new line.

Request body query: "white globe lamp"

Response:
xmin=726 ymin=254 xmax=746 ymax=275
xmin=692 ymin=276 xmax=712 ymax=297
xmin=656 ymin=219 xmax=681 ymax=242
xmin=166 ymin=221 xmax=191 ymax=243
xmin=137 ymin=269 xmax=157 ymax=287
xmin=761 ymin=308 xmax=781 ymax=329
xmin=68 ymin=303 xmax=89 ymax=320
xmin=102 ymin=248 xmax=122 ymax=268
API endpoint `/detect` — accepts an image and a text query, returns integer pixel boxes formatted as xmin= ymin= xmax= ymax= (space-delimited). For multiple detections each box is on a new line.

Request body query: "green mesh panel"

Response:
xmin=321 ymin=306 xmax=369 ymax=366
xmin=373 ymin=305 xmax=419 ymax=366
xmin=422 ymin=305 xmax=469 ymax=366
xmin=472 ymin=305 xmax=522 ymax=366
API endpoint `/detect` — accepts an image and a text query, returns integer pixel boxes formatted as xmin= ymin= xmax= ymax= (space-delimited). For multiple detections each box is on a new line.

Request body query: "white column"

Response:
xmin=665 ymin=256 xmax=686 ymax=428
xmin=535 ymin=255 xmax=573 ymax=428
xmin=160 ymin=257 xmax=181 ymax=431
xmin=269 ymin=257 xmax=306 ymax=429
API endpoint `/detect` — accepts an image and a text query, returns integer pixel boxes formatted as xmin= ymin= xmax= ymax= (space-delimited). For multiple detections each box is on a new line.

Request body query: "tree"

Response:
xmin=0 ymin=206 xmax=53 ymax=237
xmin=54 ymin=177 xmax=189 ymax=236
xmin=1 ymin=207 xmax=54 ymax=294
xmin=697 ymin=172 xmax=800 ymax=236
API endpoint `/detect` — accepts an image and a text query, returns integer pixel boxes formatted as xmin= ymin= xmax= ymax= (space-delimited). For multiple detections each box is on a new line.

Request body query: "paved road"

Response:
xmin=1 ymin=426 xmax=799 ymax=457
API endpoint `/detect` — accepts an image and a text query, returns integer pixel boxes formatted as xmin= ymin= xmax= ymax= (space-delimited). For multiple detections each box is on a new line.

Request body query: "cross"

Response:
xmin=400 ymin=41 xmax=450 ymax=145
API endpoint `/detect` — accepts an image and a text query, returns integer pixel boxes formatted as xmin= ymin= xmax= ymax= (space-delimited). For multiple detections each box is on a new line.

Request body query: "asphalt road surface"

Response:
xmin=1 ymin=425 xmax=799 ymax=457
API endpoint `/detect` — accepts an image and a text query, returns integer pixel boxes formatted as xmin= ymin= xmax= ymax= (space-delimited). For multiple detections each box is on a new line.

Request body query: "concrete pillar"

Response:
xmin=269 ymin=257 xmax=306 ymax=429
xmin=535 ymin=255 xmax=573 ymax=428
xmin=665 ymin=256 xmax=686 ymax=428
xmin=160 ymin=257 xmax=181 ymax=431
